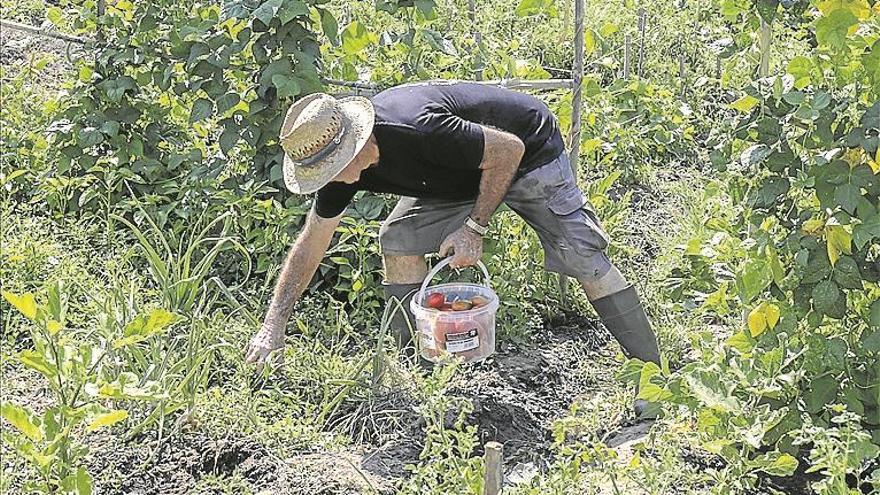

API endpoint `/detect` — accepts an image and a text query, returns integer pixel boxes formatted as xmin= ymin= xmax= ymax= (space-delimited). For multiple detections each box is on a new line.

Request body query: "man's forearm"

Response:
xmin=470 ymin=160 xmax=519 ymax=225
xmin=263 ymin=214 xmax=339 ymax=330
xmin=469 ymin=128 xmax=525 ymax=226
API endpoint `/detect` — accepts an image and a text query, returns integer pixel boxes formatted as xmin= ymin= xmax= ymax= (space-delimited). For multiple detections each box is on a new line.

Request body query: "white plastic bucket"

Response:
xmin=410 ymin=258 xmax=499 ymax=363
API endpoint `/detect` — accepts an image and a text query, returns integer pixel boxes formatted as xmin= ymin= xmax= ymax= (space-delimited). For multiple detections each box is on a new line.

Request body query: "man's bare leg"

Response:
xmin=382 ymin=255 xmax=428 ymax=356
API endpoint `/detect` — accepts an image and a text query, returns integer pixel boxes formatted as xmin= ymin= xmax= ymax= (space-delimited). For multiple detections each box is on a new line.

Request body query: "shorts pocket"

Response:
xmin=546 ymin=184 xmax=610 ymax=254
xmin=548 ymin=184 xmax=588 ymax=216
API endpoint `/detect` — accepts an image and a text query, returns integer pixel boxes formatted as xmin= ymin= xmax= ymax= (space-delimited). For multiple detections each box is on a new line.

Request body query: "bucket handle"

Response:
xmin=416 ymin=257 xmax=492 ymax=305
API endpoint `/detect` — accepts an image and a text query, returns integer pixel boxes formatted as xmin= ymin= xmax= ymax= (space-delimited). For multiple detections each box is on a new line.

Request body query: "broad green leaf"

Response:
xmin=277 ymin=0 xmax=308 ymax=24
xmin=834 ymin=183 xmax=861 ymax=214
xmin=46 ymin=320 xmax=63 ymax=335
xmin=817 ymin=0 xmax=871 ymax=19
xmin=805 ymin=374 xmax=838 ymax=413
xmin=870 ymin=299 xmax=880 ymax=327
xmin=748 ymin=307 xmax=768 ymax=337
xmin=726 ymin=331 xmax=754 ymax=354
xmin=252 ymin=0 xmax=282 ymax=26
xmin=87 ymin=410 xmax=128 ymax=431
xmin=862 ymin=102 xmax=880 ymax=131
xmin=46 ymin=7 xmax=63 ymax=25
xmin=729 ymin=94 xmax=760 ymax=113
xmin=683 ymin=373 xmax=740 ymax=412
xmin=2 ymin=291 xmax=37 ymax=320
xmin=815 ymin=9 xmax=858 ymax=50
xmin=189 ymin=98 xmax=213 ymax=123
xmin=1 ymin=402 xmax=43 ymax=442
xmin=755 ymin=0 xmax=779 ymax=23
xmin=114 ymin=309 xmax=177 ymax=349
xmin=76 ymin=467 xmax=92 ymax=495
xmin=753 ymin=452 xmax=799 ymax=476
xmin=853 ymin=213 xmax=880 ymax=250
xmin=826 ymin=224 xmax=852 ymax=266
xmin=515 ymin=0 xmax=554 ymax=17
xmin=320 ymin=9 xmax=338 ymax=45
xmin=832 ymin=256 xmax=863 ymax=289
xmin=341 ymin=21 xmax=374 ymax=55
xmin=813 ymin=280 xmax=840 ymax=313
xmin=737 ymin=258 xmax=773 ymax=303
xmin=216 ymin=93 xmax=240 ymax=114
xmin=271 ymin=74 xmax=301 ymax=99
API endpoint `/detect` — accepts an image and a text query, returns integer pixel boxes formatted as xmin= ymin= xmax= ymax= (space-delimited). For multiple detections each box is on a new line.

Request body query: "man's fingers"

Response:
xmin=439 ymin=238 xmax=453 ymax=257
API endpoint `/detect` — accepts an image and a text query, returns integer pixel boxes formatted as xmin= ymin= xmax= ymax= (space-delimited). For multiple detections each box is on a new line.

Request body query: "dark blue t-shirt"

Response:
xmin=314 ymin=82 xmax=564 ymax=218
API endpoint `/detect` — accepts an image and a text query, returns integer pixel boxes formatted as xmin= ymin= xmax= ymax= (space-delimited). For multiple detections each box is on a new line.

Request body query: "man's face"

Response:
xmin=332 ymin=135 xmax=378 ymax=184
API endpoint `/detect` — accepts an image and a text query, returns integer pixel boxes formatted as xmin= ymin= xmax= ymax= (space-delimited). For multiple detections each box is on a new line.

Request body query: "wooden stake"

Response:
xmin=679 ymin=53 xmax=686 ymax=100
xmin=483 ymin=441 xmax=503 ymax=495
xmin=623 ymin=33 xmax=631 ymax=79
xmin=570 ymin=0 xmax=584 ymax=175
xmin=758 ymin=18 xmax=772 ymax=78
xmin=636 ymin=8 xmax=646 ymax=77
xmin=468 ymin=0 xmax=483 ymax=80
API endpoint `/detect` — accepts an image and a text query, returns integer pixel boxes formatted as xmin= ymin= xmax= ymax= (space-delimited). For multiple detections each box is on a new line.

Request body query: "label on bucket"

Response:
xmin=445 ymin=328 xmax=480 ymax=353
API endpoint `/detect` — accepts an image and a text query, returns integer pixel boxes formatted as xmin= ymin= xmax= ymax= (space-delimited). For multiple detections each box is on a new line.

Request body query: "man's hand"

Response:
xmin=439 ymin=225 xmax=483 ymax=268
xmin=245 ymin=323 xmax=285 ymax=366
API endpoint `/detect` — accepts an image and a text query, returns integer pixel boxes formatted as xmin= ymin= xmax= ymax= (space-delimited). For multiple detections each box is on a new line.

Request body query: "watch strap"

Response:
xmin=465 ymin=216 xmax=489 ymax=236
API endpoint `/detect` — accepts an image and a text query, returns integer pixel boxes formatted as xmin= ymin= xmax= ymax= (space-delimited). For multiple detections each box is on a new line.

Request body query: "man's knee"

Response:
xmin=578 ymin=264 xmax=629 ymax=300
xmin=384 ymin=255 xmax=428 ymax=284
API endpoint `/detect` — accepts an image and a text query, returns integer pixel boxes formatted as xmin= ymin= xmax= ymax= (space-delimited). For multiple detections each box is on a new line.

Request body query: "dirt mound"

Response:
xmin=452 ymin=312 xmax=613 ymax=465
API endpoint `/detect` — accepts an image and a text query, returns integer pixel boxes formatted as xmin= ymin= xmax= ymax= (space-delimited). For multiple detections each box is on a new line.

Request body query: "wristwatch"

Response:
xmin=464 ymin=216 xmax=489 ymax=236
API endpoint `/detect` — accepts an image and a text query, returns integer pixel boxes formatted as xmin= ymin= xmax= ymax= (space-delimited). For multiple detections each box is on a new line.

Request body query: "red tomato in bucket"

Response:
xmin=426 ymin=292 xmax=445 ymax=309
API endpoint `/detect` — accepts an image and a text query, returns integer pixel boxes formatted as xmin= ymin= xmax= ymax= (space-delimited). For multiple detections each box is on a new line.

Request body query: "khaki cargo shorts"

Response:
xmin=378 ymin=153 xmax=613 ymax=281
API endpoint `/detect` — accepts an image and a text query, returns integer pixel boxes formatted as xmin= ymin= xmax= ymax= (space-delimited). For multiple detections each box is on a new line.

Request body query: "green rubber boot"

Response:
xmin=591 ymin=285 xmax=661 ymax=419
xmin=383 ymin=283 xmax=421 ymax=359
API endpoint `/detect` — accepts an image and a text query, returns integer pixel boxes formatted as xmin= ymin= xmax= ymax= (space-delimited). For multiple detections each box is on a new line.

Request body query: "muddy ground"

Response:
xmin=81 ymin=310 xmax=624 ymax=495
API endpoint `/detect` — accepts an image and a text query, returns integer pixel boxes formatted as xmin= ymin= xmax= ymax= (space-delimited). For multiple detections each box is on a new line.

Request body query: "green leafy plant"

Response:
xmin=1 ymin=284 xmax=173 ymax=494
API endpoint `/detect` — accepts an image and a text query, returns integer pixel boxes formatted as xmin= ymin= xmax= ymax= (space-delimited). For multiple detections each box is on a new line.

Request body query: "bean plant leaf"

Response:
xmin=320 ymin=9 xmax=339 ymax=45
xmin=730 ymin=95 xmax=760 ymax=113
xmin=815 ymin=9 xmax=858 ymax=50
xmin=853 ymin=213 xmax=880 ymax=250
xmin=1 ymin=402 xmax=43 ymax=442
xmin=114 ymin=309 xmax=177 ymax=348
xmin=755 ymin=0 xmax=780 ymax=24
xmin=341 ymin=21 xmax=374 ymax=55
xmin=862 ymin=101 xmax=880 ymax=130
xmin=252 ymin=0 xmax=282 ymax=26
xmin=813 ymin=280 xmax=840 ymax=313
xmin=826 ymin=224 xmax=852 ymax=266
xmin=278 ymin=0 xmax=308 ymax=24
xmin=272 ymin=74 xmax=301 ymax=99
xmin=832 ymin=256 xmax=863 ymax=289
xmin=2 ymin=292 xmax=38 ymax=320
xmin=87 ymin=410 xmax=128 ymax=431
xmin=752 ymin=452 xmax=799 ymax=476
xmin=870 ymin=299 xmax=880 ymax=327
xmin=189 ymin=98 xmax=214 ymax=123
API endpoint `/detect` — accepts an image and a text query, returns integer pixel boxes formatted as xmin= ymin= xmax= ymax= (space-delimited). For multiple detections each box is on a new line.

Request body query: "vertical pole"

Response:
xmin=636 ymin=8 xmax=646 ymax=78
xmin=469 ymin=0 xmax=483 ymax=80
xmin=715 ymin=55 xmax=722 ymax=81
xmin=483 ymin=442 xmax=504 ymax=495
xmin=679 ymin=53 xmax=686 ymax=100
xmin=570 ymin=0 xmax=584 ymax=175
xmin=560 ymin=0 xmax=585 ymax=303
xmin=758 ymin=18 xmax=771 ymax=78
xmin=623 ymin=33 xmax=631 ymax=79
xmin=96 ymin=0 xmax=105 ymax=44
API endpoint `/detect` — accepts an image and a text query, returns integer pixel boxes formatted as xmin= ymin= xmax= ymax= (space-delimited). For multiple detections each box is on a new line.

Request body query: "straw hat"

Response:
xmin=280 ymin=93 xmax=375 ymax=194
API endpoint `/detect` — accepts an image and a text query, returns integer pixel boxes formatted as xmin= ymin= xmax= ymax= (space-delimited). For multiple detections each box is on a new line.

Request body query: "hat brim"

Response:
xmin=282 ymin=96 xmax=375 ymax=195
